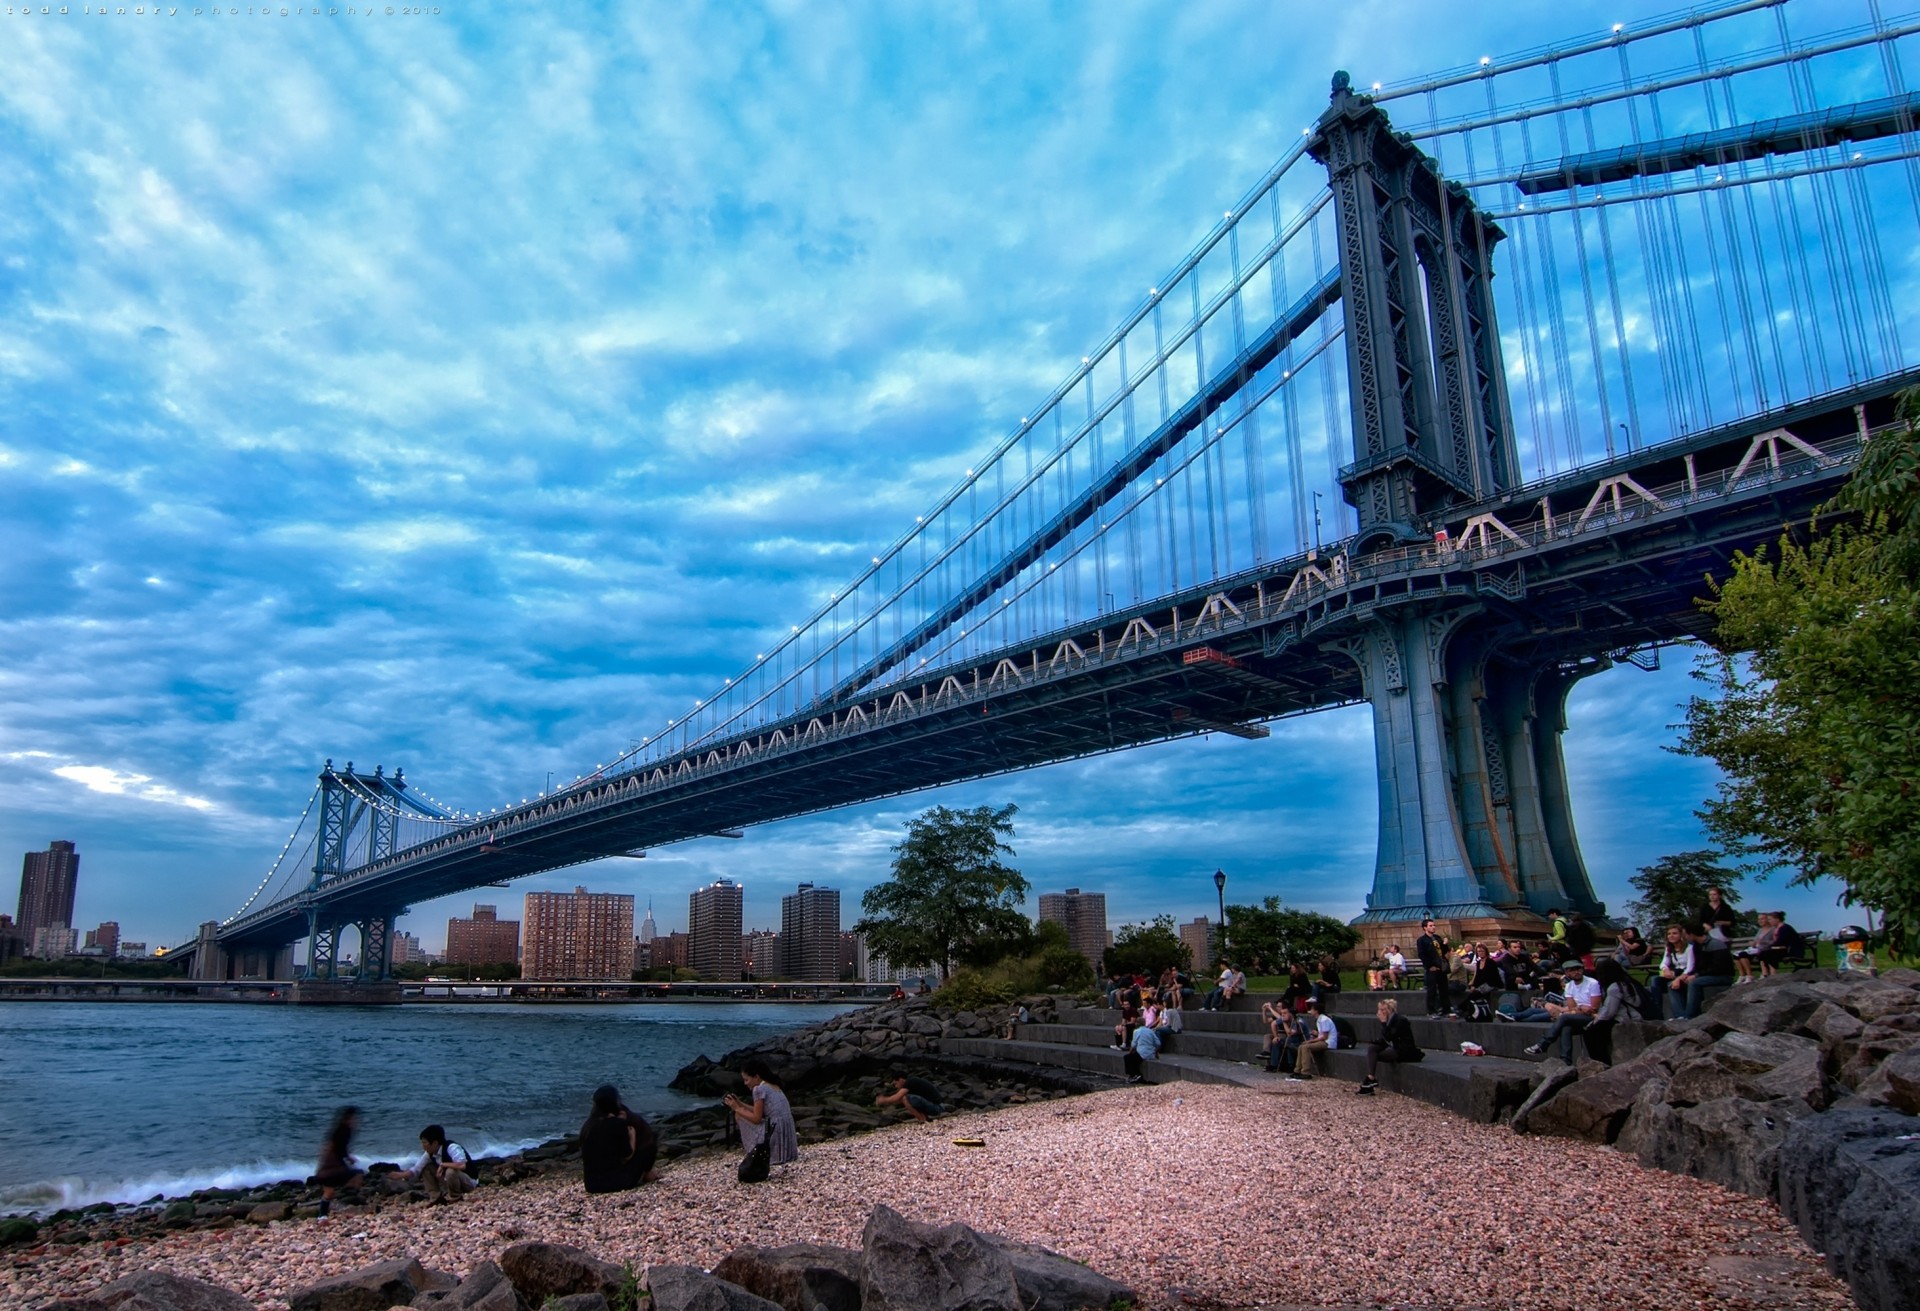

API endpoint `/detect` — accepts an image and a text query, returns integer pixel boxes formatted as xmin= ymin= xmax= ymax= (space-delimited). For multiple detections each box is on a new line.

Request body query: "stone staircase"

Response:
xmin=941 ymin=990 xmax=1560 ymax=1122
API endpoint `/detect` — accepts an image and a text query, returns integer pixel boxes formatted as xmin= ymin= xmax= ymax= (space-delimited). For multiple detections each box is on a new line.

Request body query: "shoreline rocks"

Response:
xmin=1513 ymin=967 xmax=1920 ymax=1311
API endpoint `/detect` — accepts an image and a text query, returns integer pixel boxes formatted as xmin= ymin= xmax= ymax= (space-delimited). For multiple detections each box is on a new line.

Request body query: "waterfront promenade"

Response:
xmin=0 ymin=977 xmax=890 ymax=1004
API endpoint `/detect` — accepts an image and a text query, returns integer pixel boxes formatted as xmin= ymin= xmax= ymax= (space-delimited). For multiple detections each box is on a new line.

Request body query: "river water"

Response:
xmin=0 ymin=1000 xmax=858 ymax=1216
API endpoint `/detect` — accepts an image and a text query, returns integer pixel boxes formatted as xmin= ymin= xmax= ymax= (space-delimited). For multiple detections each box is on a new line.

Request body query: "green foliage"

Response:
xmin=1624 ymin=851 xmax=1755 ymax=935
xmin=1679 ymin=393 xmax=1920 ymax=948
xmin=938 ymin=919 xmax=1094 ymax=1004
xmin=0 ymin=956 xmax=181 ymax=979
xmin=1218 ymin=897 xmax=1359 ymax=972
xmin=1101 ymin=915 xmax=1191 ymax=977
xmin=936 ymin=969 xmax=1016 ymax=1012
xmin=609 ymin=1261 xmax=644 ymax=1311
xmin=853 ymin=804 xmax=1031 ymax=978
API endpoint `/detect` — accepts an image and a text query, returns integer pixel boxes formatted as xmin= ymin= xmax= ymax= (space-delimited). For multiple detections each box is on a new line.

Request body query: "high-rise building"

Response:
xmin=0 ymin=913 xmax=18 ymax=965
xmin=84 ymin=922 xmax=120 ymax=957
xmin=390 ymin=931 xmax=423 ymax=965
xmin=446 ymin=904 xmax=521 ymax=969
xmin=638 ymin=900 xmax=657 ymax=945
xmin=524 ymin=887 xmax=635 ymax=981
xmin=688 ymin=878 xmax=744 ymax=980
xmin=1038 ymin=888 xmax=1109 ymax=967
xmin=649 ymin=930 xmax=690 ymax=973
xmin=780 ymin=882 xmax=841 ymax=981
xmin=840 ymin=931 xmax=863 ymax=982
xmin=32 ymin=924 xmax=77 ymax=959
xmin=16 ymin=841 xmax=79 ymax=944
xmin=742 ymin=929 xmax=782 ymax=978
xmin=1180 ymin=916 xmax=1217 ymax=973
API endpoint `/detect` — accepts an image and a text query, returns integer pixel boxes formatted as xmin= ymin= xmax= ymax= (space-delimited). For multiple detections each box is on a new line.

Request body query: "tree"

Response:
xmin=1678 ymin=393 xmax=1920 ymax=948
xmin=1101 ymin=915 xmax=1192 ymax=978
xmin=1218 ymin=897 xmax=1360 ymax=972
xmin=1624 ymin=852 xmax=1754 ymax=935
xmin=853 ymin=803 xmax=1031 ymax=979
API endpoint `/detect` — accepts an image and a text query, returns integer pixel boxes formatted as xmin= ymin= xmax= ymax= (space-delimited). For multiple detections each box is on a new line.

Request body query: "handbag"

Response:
xmin=737 ymin=1139 xmax=771 ymax=1184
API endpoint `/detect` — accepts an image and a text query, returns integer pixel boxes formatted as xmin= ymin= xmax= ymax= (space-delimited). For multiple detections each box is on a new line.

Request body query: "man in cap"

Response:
xmin=1523 ymin=957 xmax=1602 ymax=1057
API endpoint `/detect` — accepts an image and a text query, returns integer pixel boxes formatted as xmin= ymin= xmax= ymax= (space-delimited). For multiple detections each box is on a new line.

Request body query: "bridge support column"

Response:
xmin=1338 ymin=610 xmax=1609 ymax=952
xmin=305 ymin=912 xmax=341 ymax=980
xmin=355 ymin=913 xmax=397 ymax=982
xmin=189 ymin=920 xmax=230 ymax=982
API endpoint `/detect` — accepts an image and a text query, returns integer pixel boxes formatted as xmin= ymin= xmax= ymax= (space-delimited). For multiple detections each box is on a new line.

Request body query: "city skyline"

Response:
xmin=0 ymin=3 xmax=1869 ymax=959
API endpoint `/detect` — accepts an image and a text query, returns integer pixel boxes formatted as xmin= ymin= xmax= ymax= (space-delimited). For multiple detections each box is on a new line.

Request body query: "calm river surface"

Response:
xmin=0 ymin=1000 xmax=858 ymax=1215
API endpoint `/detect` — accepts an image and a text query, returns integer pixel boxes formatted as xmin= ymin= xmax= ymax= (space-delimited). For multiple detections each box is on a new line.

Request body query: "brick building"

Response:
xmin=445 ymin=904 xmax=521 ymax=969
xmin=689 ymin=878 xmax=744 ymax=980
xmin=523 ymin=887 xmax=634 ymax=981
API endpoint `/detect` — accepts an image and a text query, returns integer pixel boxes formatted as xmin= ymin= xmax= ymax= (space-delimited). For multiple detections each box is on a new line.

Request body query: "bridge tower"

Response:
xmin=301 ymin=761 xmax=406 ymax=984
xmin=1308 ymin=75 xmax=1607 ymax=947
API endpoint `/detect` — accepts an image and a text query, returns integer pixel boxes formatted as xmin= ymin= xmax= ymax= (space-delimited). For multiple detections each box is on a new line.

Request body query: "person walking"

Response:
xmin=311 ymin=1106 xmax=363 ymax=1221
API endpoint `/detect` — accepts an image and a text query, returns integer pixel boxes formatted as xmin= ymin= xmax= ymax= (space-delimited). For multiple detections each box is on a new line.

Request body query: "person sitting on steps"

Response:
xmin=1287 ymin=997 xmax=1338 ymax=1082
xmin=1357 ymin=997 xmax=1422 ymax=1094
xmin=1202 ymin=961 xmax=1245 ymax=1011
xmin=1123 ymin=1017 xmax=1161 ymax=1082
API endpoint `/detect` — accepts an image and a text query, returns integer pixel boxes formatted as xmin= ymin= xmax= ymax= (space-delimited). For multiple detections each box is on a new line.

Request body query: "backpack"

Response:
xmin=446 ymin=1142 xmax=479 ymax=1180
xmin=1330 ymin=1014 xmax=1356 ymax=1048
xmin=1619 ymin=979 xmax=1651 ymax=1021
xmin=1463 ymin=996 xmax=1494 ymax=1023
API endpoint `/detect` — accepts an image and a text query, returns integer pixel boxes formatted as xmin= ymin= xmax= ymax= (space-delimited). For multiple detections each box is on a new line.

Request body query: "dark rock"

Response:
xmin=0 ymin=1216 xmax=39 ymax=1245
xmin=414 ymin=1261 xmax=528 ymax=1311
xmin=288 ymin=1258 xmax=429 ymax=1311
xmin=1810 ymin=977 xmax=1919 ymax=1022
xmin=1611 ymin=1073 xmax=1675 ymax=1158
xmin=1806 ymin=1002 xmax=1866 ymax=1046
xmin=546 ymin=1297 xmax=610 ymax=1311
xmin=1839 ymin=1020 xmax=1920 ymax=1087
xmin=1754 ymin=1051 xmax=1831 ymax=1110
xmin=1509 ymin=1062 xmax=1579 ymax=1134
xmin=1776 ymin=1105 xmax=1920 ymax=1311
xmin=1527 ymin=1059 xmax=1655 ymax=1142
xmin=861 ymin=1203 xmax=1022 ymax=1311
xmin=1706 ymin=980 xmax=1824 ymax=1036
xmin=85 ymin=1271 xmax=255 ymax=1311
xmin=710 ymin=1241 xmax=863 ymax=1311
xmin=645 ymin=1264 xmax=784 ymax=1311
xmin=245 ymin=1202 xmax=291 ymax=1224
xmin=998 ymin=1239 xmax=1135 ymax=1311
xmin=1636 ymin=1095 xmax=1804 ymax=1197
xmin=1666 ymin=1055 xmax=1763 ymax=1107
xmin=500 ymin=1241 xmax=624 ymax=1303
xmin=1711 ymin=1029 xmax=1818 ymax=1074
xmin=1636 ymin=1028 xmax=1715 ymax=1067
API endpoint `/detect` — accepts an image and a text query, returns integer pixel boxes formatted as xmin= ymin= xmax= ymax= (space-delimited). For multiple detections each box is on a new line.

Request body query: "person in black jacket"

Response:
xmin=1356 ymin=998 xmax=1423 ymax=1094
xmin=580 ymin=1084 xmax=658 ymax=1194
xmin=1415 ymin=919 xmax=1452 ymax=1018
xmin=1564 ymin=911 xmax=1597 ymax=967
xmin=1695 ymin=887 xmax=1739 ymax=942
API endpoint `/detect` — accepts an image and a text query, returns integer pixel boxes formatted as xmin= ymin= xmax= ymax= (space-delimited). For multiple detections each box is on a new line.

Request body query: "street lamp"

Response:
xmin=1213 ymin=869 xmax=1228 ymax=964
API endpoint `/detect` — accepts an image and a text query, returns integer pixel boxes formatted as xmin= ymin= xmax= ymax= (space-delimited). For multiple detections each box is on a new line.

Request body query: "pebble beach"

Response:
xmin=4 ymin=1081 xmax=1854 ymax=1311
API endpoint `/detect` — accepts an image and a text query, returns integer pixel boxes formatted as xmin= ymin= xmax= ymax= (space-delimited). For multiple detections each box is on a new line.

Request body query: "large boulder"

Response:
xmin=500 ymin=1242 xmax=624 ymax=1304
xmin=861 ymin=1204 xmax=1022 ymax=1311
xmin=288 ymin=1258 xmax=429 ymax=1311
xmin=414 ymin=1261 xmax=528 ymax=1311
xmin=1636 ymin=1095 xmax=1804 ymax=1197
xmin=1805 ymin=1002 xmax=1867 ymax=1047
xmin=645 ymin=1265 xmax=783 ymax=1311
xmin=710 ymin=1242 xmax=863 ymax=1311
xmin=1710 ymin=1029 xmax=1819 ymax=1075
xmin=1811 ymin=977 xmax=1919 ymax=1022
xmin=1754 ymin=1050 xmax=1832 ymax=1110
xmin=1665 ymin=1055 xmax=1763 ymax=1107
xmin=1612 ymin=1074 xmax=1676 ymax=1158
xmin=1525 ymin=1059 xmax=1654 ymax=1142
xmin=998 ymin=1240 xmax=1135 ymax=1311
xmin=1776 ymin=1105 xmax=1920 ymax=1311
xmin=53 ymin=1272 xmax=254 ymax=1311
xmin=1853 ymin=1047 xmax=1920 ymax=1113
xmin=1707 ymin=981 xmax=1824 ymax=1036
xmin=1508 ymin=1062 xmax=1579 ymax=1135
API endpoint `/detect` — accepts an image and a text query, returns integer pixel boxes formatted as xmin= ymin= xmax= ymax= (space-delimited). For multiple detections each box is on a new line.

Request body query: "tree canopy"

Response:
xmin=1678 ymin=393 xmax=1920 ymax=948
xmin=852 ymin=803 xmax=1031 ymax=978
xmin=1102 ymin=914 xmax=1192 ymax=978
xmin=1218 ymin=897 xmax=1360 ymax=972
xmin=1623 ymin=851 xmax=1755 ymax=936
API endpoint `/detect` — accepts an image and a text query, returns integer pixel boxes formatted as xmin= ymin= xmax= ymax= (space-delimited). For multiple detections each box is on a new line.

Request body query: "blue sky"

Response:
xmin=0 ymin=1 xmax=1871 ymax=953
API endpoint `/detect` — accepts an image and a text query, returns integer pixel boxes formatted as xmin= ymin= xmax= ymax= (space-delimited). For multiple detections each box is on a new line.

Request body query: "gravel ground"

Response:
xmin=3 ymin=1082 xmax=1853 ymax=1311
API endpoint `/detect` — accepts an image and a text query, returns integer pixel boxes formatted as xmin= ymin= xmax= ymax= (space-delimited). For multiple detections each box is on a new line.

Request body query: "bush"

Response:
xmin=937 ymin=969 xmax=1015 ymax=1012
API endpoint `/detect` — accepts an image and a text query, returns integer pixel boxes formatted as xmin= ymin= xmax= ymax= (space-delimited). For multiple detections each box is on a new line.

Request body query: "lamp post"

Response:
xmin=1213 ymin=868 xmax=1227 ymax=966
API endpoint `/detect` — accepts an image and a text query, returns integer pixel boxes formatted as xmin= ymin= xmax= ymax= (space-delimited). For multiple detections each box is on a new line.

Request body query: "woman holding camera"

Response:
xmin=723 ymin=1057 xmax=798 ymax=1175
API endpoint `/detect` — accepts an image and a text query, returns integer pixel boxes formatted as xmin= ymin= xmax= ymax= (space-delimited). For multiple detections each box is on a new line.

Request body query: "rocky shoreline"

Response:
xmin=0 ymin=996 xmax=1089 ymax=1255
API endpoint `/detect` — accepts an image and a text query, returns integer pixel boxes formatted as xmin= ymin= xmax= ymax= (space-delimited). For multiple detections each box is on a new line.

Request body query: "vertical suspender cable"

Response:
xmin=1549 ymin=60 xmax=1618 ymax=458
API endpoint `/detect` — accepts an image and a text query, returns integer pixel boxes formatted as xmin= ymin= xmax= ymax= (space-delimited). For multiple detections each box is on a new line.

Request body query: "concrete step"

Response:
xmin=1057 ymin=1007 xmax=1267 ymax=1035
xmin=947 ymin=1035 xmax=1538 ymax=1122
xmin=940 ymin=1037 xmax=1247 ymax=1086
xmin=1020 ymin=1023 xmax=1265 ymax=1062
xmin=1022 ymin=1013 xmax=1554 ymax=1062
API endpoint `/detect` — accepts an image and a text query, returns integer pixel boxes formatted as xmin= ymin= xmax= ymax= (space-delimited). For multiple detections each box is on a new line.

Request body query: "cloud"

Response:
xmin=52 ymin=765 xmax=215 ymax=814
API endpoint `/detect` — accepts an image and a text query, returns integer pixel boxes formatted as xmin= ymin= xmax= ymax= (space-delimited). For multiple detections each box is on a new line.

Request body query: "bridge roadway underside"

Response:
xmin=213 ymin=380 xmax=1908 ymax=958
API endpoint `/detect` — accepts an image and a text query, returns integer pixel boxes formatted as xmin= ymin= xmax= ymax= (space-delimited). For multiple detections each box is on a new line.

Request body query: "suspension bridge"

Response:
xmin=171 ymin=0 xmax=1920 ymax=988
